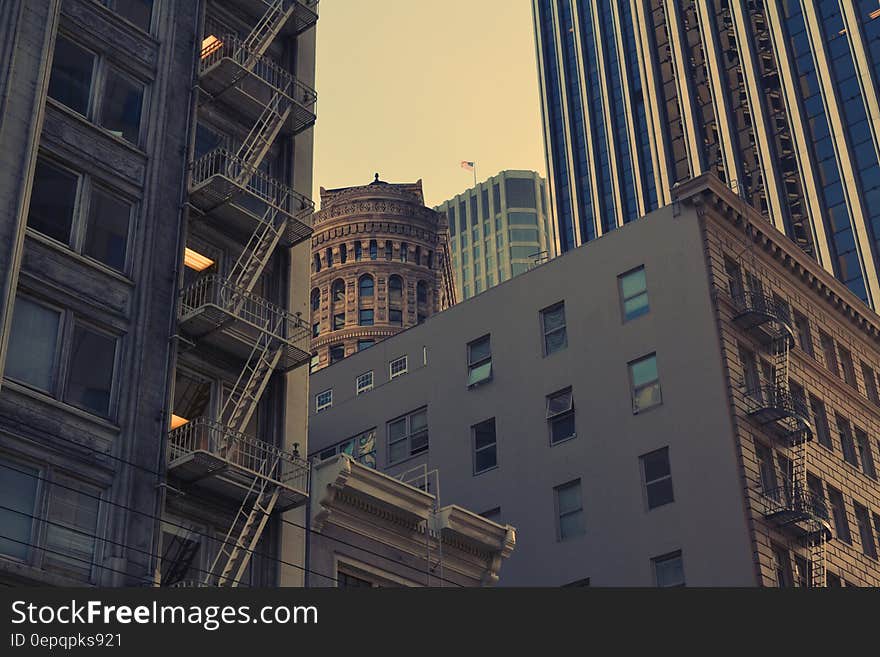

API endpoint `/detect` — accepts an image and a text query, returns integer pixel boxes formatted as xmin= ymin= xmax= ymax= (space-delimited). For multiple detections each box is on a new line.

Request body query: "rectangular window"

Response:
xmin=739 ymin=345 xmax=762 ymax=399
xmin=333 ymin=313 xmax=345 ymax=330
xmin=855 ymin=427 xmax=876 ymax=478
xmin=820 ymin=331 xmax=839 ymax=375
xmin=472 ymin=418 xmax=497 ymax=474
xmin=467 ymin=335 xmax=492 ymax=387
xmin=619 ymin=266 xmax=649 ymax=321
xmin=641 ymin=447 xmax=674 ymax=509
xmin=854 ymin=502 xmax=877 ymax=559
xmin=555 ymin=480 xmax=585 ymax=541
xmin=505 ymin=178 xmax=537 ymax=208
xmin=389 ymin=356 xmax=408 ymax=379
xmin=43 ymin=478 xmax=101 ymax=580
xmin=315 ymin=389 xmax=332 ymax=413
xmin=358 ymin=309 xmax=374 ymax=326
xmin=838 ymin=345 xmax=857 ymax=388
xmin=389 ymin=309 xmax=403 ymax=326
xmin=828 ymin=486 xmax=851 ymax=544
xmin=807 ymin=474 xmax=826 ymax=517
xmin=810 ymin=395 xmax=833 ymax=450
xmin=724 ymin=257 xmax=744 ymax=300
xmin=837 ymin=414 xmax=859 ymax=468
xmin=388 ymin=408 xmax=428 ymax=463
xmin=0 ymin=459 xmax=39 ymax=561
xmin=4 ymin=297 xmax=61 ymax=392
xmin=312 ymin=322 xmax=319 ymax=338
xmin=653 ymin=551 xmax=685 ymax=587
xmin=862 ymin=361 xmax=880 ymax=404
xmin=64 ymin=324 xmax=117 ymax=416
xmin=28 ymin=159 xmax=79 ymax=246
xmin=309 ymin=353 xmax=319 ymax=373
xmin=83 ymin=187 xmax=132 ymax=271
xmin=356 ymin=371 xmax=373 ymax=395
xmin=99 ymin=68 xmax=144 ymax=144
xmin=755 ymin=442 xmax=778 ymax=494
xmin=329 ymin=344 xmax=345 ymax=364
xmin=48 ymin=36 xmax=95 ymax=116
xmin=793 ymin=310 xmax=813 ymax=355
xmin=481 ymin=188 xmax=489 ymax=220
xmin=771 ymin=544 xmax=793 ymax=587
xmin=547 ymin=388 xmax=575 ymax=444
xmin=541 ymin=302 xmax=567 ymax=356
xmin=357 ymin=339 xmax=374 ymax=352
xmin=629 ymin=353 xmax=662 ymax=413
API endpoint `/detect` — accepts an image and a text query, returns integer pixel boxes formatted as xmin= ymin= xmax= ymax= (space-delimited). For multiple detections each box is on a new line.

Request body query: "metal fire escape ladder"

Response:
xmin=230 ymin=92 xmax=292 ymax=186
xmin=241 ymin=0 xmax=296 ymax=66
xmin=205 ymin=456 xmax=282 ymax=587
xmin=228 ymin=203 xmax=289 ymax=297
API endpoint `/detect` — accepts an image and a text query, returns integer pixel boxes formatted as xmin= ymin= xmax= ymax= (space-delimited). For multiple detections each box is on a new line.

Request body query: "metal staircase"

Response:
xmin=241 ymin=0 xmax=297 ymax=63
xmin=732 ymin=269 xmax=830 ymax=587
xmin=230 ymin=93 xmax=291 ymax=186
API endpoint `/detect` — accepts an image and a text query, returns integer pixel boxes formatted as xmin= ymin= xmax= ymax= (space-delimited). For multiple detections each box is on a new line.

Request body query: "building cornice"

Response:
xmin=434 ymin=505 xmax=516 ymax=586
xmin=674 ymin=174 xmax=880 ymax=346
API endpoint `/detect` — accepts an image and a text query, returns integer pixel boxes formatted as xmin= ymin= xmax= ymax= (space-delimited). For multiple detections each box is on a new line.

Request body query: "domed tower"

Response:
xmin=310 ymin=175 xmax=456 ymax=370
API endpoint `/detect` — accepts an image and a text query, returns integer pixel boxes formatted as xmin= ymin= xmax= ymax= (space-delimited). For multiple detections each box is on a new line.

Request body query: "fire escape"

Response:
xmin=733 ymin=285 xmax=832 ymax=587
xmin=164 ymin=0 xmax=319 ymax=587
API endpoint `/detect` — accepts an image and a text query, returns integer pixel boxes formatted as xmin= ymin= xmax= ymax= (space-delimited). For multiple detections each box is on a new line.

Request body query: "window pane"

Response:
xmin=475 ymin=446 xmax=497 ymax=472
xmin=545 ymin=327 xmax=567 ymax=355
xmin=559 ymin=511 xmax=584 ymax=539
xmin=547 ymin=390 xmax=573 ymax=416
xmin=410 ymin=410 xmax=427 ymax=432
xmin=5 ymin=298 xmax=60 ymax=391
xmin=542 ymin=305 xmax=565 ymax=332
xmin=505 ymin=178 xmax=537 ymax=208
xmin=48 ymin=37 xmax=94 ymax=115
xmin=508 ymin=211 xmax=539 ymax=225
xmin=84 ymin=188 xmax=130 ymax=271
xmin=634 ymin=382 xmax=662 ymax=410
xmin=621 ymin=268 xmax=647 ymax=298
xmin=389 ymin=419 xmax=407 ymax=442
xmin=100 ymin=69 xmax=143 ymax=144
xmin=389 ymin=440 xmax=408 ymax=463
xmin=65 ymin=326 xmax=116 ymax=416
xmin=469 ymin=337 xmax=491 ymax=363
xmin=44 ymin=479 xmax=100 ymax=580
xmin=474 ymin=420 xmax=495 ymax=450
xmin=642 ymin=448 xmax=670 ymax=481
xmin=550 ymin=414 xmax=576 ymax=443
xmin=647 ymin=478 xmax=674 ymax=509
xmin=624 ymin=293 xmax=649 ymax=320
xmin=557 ymin=482 xmax=581 ymax=515
xmin=630 ymin=356 xmax=658 ymax=386
xmin=28 ymin=160 xmax=78 ymax=245
xmin=655 ymin=554 xmax=684 ymax=587
xmin=467 ymin=361 xmax=492 ymax=386
xmin=410 ymin=430 xmax=429 ymax=454
xmin=113 ymin=0 xmax=153 ymax=31
xmin=0 ymin=461 xmax=38 ymax=560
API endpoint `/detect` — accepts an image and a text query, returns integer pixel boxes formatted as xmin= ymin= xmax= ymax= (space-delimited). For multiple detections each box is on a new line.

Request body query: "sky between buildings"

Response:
xmin=312 ymin=0 xmax=546 ymax=208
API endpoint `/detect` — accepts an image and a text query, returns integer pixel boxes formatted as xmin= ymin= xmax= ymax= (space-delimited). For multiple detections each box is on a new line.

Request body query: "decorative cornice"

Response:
xmin=313 ymin=200 xmax=442 ymax=228
xmin=674 ymin=174 xmax=880 ymax=346
xmin=435 ymin=505 xmax=516 ymax=586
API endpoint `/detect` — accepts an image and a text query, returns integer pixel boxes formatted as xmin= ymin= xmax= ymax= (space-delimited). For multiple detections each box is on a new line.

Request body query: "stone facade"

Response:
xmin=309 ymin=176 xmax=456 ymax=371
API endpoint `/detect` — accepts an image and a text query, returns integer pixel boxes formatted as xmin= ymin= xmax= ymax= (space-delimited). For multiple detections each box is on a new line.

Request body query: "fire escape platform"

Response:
xmin=731 ymin=294 xmax=795 ymax=346
xmin=237 ymin=0 xmax=318 ymax=36
xmin=168 ymin=419 xmax=309 ymax=511
xmin=189 ymin=151 xmax=313 ymax=248
xmin=199 ymin=45 xmax=316 ymax=136
xmin=758 ymin=488 xmax=833 ymax=539
xmin=745 ymin=386 xmax=813 ymax=444
xmin=179 ymin=276 xmax=311 ymax=372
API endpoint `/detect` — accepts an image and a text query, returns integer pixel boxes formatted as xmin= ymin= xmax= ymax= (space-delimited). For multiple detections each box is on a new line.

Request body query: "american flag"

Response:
xmin=460 ymin=161 xmax=475 ymax=171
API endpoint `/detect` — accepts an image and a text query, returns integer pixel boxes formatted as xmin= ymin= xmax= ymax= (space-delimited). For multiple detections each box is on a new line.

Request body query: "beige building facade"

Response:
xmin=308 ymin=174 xmax=880 ymax=587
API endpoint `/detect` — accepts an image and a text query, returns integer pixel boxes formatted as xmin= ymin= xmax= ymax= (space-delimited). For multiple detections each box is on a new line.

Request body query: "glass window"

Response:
xmin=509 ymin=228 xmax=540 ymax=242
xmin=388 ymin=408 xmax=428 ymax=464
xmin=862 ymin=361 xmax=879 ymax=405
xmin=855 ymin=427 xmax=876 ymax=479
xmin=357 ymin=339 xmax=374 ymax=352
xmin=505 ymin=178 xmax=537 ymax=208
xmin=467 ymin=335 xmax=492 ymax=387
xmin=65 ymin=325 xmax=116 ymax=416
xmin=339 ymin=243 xmax=347 ymax=264
xmin=48 ymin=36 xmax=95 ymax=116
xmin=315 ymin=389 xmax=332 ymax=413
xmin=43 ymin=478 xmax=101 ymax=580
xmin=84 ymin=187 xmax=131 ymax=271
xmin=332 ymin=279 xmax=345 ymax=304
xmin=838 ymin=345 xmax=857 ymax=388
xmin=388 ymin=276 xmax=403 ymax=304
xmin=358 ymin=309 xmax=373 ymax=326
xmin=541 ymin=303 xmax=567 ymax=355
xmin=810 ymin=395 xmax=833 ymax=450
xmin=492 ymin=182 xmax=501 ymax=214
xmin=641 ymin=447 xmax=674 ymax=509
xmin=619 ymin=266 xmax=649 ymax=321
xmin=369 ymin=240 xmax=378 ymax=260
xmin=653 ymin=551 xmax=685 ymax=587
xmin=472 ymin=418 xmax=497 ymax=474
xmin=508 ymin=211 xmax=539 ymax=225
xmin=385 ymin=241 xmax=393 ymax=260
xmin=100 ymin=68 xmax=143 ymax=144
xmin=5 ymin=297 xmax=60 ymax=392
xmin=555 ymin=480 xmax=585 ymax=540
xmin=0 ymin=460 xmax=39 ymax=561
xmin=28 ymin=159 xmax=79 ymax=245
xmin=329 ymin=344 xmax=344 ymax=364
xmin=819 ymin=331 xmax=838 ymax=375
xmin=855 ymin=502 xmax=877 ymax=559
xmin=630 ymin=353 xmax=662 ymax=412
xmin=333 ymin=313 xmax=345 ymax=330
xmin=793 ymin=311 xmax=813 ymax=355
xmin=358 ymin=275 xmax=372 ymax=300
xmin=356 ymin=371 xmax=373 ymax=395
xmin=771 ymin=544 xmax=793 ymax=587
xmin=389 ymin=309 xmax=403 ymax=326
xmin=547 ymin=388 xmax=575 ymax=444
xmin=837 ymin=414 xmax=859 ymax=468
xmin=417 ymin=281 xmax=427 ymax=304
xmin=400 ymin=242 xmax=408 ymax=263
xmin=828 ymin=486 xmax=851 ymax=544
xmin=390 ymin=355 xmax=408 ymax=379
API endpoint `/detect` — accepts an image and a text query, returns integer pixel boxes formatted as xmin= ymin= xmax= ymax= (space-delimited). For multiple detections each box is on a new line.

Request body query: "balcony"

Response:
xmin=179 ymin=275 xmax=311 ymax=372
xmin=168 ymin=418 xmax=309 ymax=511
xmin=758 ymin=486 xmax=832 ymax=538
xmin=731 ymin=291 xmax=794 ymax=346
xmin=235 ymin=0 xmax=319 ymax=36
xmin=744 ymin=385 xmax=812 ymax=443
xmin=199 ymin=35 xmax=317 ymax=136
xmin=189 ymin=149 xmax=313 ymax=248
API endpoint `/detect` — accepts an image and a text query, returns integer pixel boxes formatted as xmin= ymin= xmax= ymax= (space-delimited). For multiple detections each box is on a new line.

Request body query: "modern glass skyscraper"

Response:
xmin=435 ymin=170 xmax=554 ymax=300
xmin=533 ymin=0 xmax=880 ymax=308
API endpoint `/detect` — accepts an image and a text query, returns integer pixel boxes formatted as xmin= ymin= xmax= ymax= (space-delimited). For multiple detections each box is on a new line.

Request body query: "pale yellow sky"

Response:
xmin=311 ymin=0 xmax=546 ymax=208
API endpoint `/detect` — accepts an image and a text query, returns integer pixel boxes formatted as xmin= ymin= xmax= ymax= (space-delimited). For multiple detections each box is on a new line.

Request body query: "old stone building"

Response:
xmin=309 ymin=176 xmax=456 ymax=371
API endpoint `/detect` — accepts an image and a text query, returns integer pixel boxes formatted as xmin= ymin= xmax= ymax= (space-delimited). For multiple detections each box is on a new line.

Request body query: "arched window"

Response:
xmin=417 ymin=281 xmax=428 ymax=305
xmin=311 ymin=288 xmax=320 ymax=312
xmin=369 ymin=240 xmax=378 ymax=260
xmin=359 ymin=274 xmax=374 ymax=298
xmin=400 ymin=242 xmax=408 ymax=263
xmin=314 ymin=253 xmax=321 ymax=272
xmin=414 ymin=246 xmax=421 ymax=266
xmin=332 ymin=279 xmax=346 ymax=304
xmin=389 ymin=275 xmax=403 ymax=305
xmin=354 ymin=242 xmax=362 ymax=261
xmin=385 ymin=241 xmax=393 ymax=260
xmin=326 ymin=247 xmax=333 ymax=267
xmin=340 ymin=243 xmax=347 ymax=264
